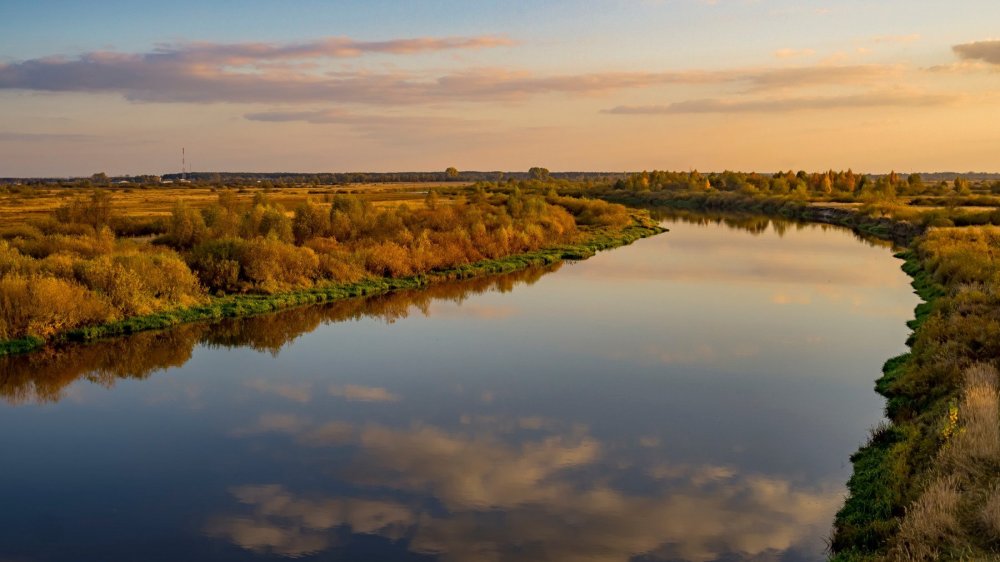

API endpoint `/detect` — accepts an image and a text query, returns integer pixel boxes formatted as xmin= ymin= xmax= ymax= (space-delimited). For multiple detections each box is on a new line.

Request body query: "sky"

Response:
xmin=1 ymin=0 xmax=999 ymax=176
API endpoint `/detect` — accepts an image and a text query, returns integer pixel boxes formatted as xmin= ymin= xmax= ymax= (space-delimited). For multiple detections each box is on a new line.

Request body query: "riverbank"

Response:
xmin=597 ymin=190 xmax=999 ymax=560
xmin=0 ymin=216 xmax=664 ymax=357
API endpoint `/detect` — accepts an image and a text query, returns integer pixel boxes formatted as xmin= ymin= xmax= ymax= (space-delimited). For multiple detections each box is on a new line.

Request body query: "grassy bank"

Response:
xmin=0 ymin=217 xmax=663 ymax=357
xmin=831 ymin=228 xmax=1000 ymax=561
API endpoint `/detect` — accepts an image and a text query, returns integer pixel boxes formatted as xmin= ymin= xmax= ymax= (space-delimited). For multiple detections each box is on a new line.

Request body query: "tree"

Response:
xmin=445 ymin=167 xmax=459 ymax=179
xmin=954 ymin=176 xmax=972 ymax=196
xmin=528 ymin=167 xmax=550 ymax=181
xmin=821 ymin=175 xmax=833 ymax=195
xmin=425 ymin=189 xmax=441 ymax=210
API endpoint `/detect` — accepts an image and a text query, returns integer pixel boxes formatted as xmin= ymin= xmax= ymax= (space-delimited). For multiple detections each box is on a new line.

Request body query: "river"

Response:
xmin=0 ymin=213 xmax=920 ymax=562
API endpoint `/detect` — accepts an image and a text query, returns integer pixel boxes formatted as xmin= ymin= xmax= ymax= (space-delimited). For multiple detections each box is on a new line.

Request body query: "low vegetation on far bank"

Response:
xmin=0 ymin=185 xmax=640 ymax=346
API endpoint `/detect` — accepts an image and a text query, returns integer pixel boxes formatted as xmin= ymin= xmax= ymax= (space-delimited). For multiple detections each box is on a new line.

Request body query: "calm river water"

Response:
xmin=0 ymin=213 xmax=919 ymax=562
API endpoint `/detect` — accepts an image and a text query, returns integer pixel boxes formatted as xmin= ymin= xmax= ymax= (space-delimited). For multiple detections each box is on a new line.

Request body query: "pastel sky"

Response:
xmin=1 ymin=0 xmax=999 ymax=176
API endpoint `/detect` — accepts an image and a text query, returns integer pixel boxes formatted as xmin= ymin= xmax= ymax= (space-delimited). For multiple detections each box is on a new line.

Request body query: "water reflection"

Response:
xmin=646 ymin=207 xmax=896 ymax=249
xmin=0 ymin=264 xmax=555 ymax=406
xmin=209 ymin=418 xmax=841 ymax=562
xmin=0 ymin=215 xmax=919 ymax=562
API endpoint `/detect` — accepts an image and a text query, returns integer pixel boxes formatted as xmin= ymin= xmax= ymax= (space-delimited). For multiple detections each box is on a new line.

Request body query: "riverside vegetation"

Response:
xmin=0 ymin=185 xmax=661 ymax=354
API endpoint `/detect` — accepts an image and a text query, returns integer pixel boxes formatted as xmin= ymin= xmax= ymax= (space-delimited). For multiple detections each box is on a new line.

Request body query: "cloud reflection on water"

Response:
xmin=210 ymin=419 xmax=841 ymax=562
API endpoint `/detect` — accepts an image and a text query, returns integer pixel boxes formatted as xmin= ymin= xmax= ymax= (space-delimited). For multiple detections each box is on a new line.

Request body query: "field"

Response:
xmin=0 ymin=182 xmax=469 ymax=227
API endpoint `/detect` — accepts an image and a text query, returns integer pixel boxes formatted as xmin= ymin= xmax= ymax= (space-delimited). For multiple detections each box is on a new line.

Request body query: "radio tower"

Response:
xmin=182 ymin=147 xmax=186 ymax=181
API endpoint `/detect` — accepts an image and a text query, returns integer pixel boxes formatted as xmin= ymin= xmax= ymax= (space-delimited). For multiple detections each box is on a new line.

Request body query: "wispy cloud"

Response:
xmin=0 ymin=38 xmax=900 ymax=106
xmin=244 ymin=109 xmax=471 ymax=129
xmin=149 ymin=36 xmax=514 ymax=65
xmin=603 ymin=90 xmax=958 ymax=115
xmin=953 ymin=40 xmax=1000 ymax=65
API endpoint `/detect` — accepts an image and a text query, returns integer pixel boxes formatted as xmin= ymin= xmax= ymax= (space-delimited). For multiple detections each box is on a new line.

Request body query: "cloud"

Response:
xmin=953 ymin=40 xmax=1000 ymax=65
xmin=733 ymin=64 xmax=900 ymax=92
xmin=0 ymin=38 xmax=900 ymax=106
xmin=603 ymin=90 xmax=957 ymax=114
xmin=150 ymin=36 xmax=514 ymax=65
xmin=244 ymin=109 xmax=475 ymax=131
xmin=205 ymin=485 xmax=414 ymax=558
xmin=328 ymin=384 xmax=400 ymax=403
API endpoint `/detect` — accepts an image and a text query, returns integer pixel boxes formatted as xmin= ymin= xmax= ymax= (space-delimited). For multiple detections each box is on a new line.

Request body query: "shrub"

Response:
xmin=292 ymin=200 xmax=330 ymax=244
xmin=237 ymin=238 xmax=318 ymax=292
xmin=73 ymin=256 xmax=152 ymax=316
xmin=0 ymin=275 xmax=113 ymax=339
xmin=165 ymin=201 xmax=209 ymax=248
xmin=189 ymin=239 xmax=245 ymax=293
xmin=363 ymin=241 xmax=413 ymax=277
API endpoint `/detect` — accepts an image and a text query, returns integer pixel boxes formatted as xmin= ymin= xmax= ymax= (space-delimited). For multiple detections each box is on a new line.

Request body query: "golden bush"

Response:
xmin=0 ymin=275 xmax=113 ymax=339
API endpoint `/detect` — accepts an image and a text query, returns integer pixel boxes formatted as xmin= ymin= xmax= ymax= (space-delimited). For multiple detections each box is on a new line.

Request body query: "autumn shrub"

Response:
xmin=548 ymin=194 xmax=630 ymax=227
xmin=0 ymin=224 xmax=43 ymax=241
xmin=292 ymin=200 xmax=330 ymax=244
xmin=16 ymin=228 xmax=116 ymax=259
xmin=113 ymin=252 xmax=205 ymax=307
xmin=189 ymin=239 xmax=245 ymax=293
xmin=328 ymin=195 xmax=376 ymax=241
xmin=362 ymin=241 xmax=413 ymax=277
xmin=920 ymin=227 xmax=1000 ymax=286
xmin=29 ymin=217 xmax=95 ymax=237
xmin=237 ymin=238 xmax=318 ymax=292
xmin=73 ymin=256 xmax=152 ymax=316
xmin=110 ymin=216 xmax=167 ymax=238
xmin=202 ymin=202 xmax=241 ymax=239
xmin=256 ymin=207 xmax=294 ymax=243
xmin=0 ymin=241 xmax=33 ymax=276
xmin=0 ymin=275 xmax=113 ymax=339
xmin=36 ymin=252 xmax=78 ymax=278
xmin=304 ymin=238 xmax=366 ymax=283
xmin=53 ymin=190 xmax=113 ymax=228
xmin=162 ymin=201 xmax=209 ymax=248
